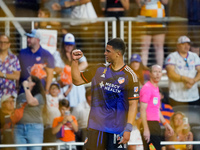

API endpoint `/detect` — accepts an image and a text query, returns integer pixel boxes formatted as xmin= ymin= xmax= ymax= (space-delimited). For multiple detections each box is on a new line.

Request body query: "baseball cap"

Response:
xmin=1 ymin=94 xmax=15 ymax=105
xmin=25 ymin=29 xmax=40 ymax=39
xmin=177 ymin=36 xmax=191 ymax=44
xmin=64 ymin=33 xmax=75 ymax=45
xmin=50 ymin=82 xmax=61 ymax=89
xmin=130 ymin=54 xmax=142 ymax=63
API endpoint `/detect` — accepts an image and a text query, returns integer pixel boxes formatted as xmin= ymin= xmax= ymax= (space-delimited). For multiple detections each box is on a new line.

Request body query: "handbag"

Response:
xmin=10 ymin=102 xmax=27 ymax=124
xmin=56 ymin=125 xmax=65 ymax=138
xmin=70 ymin=2 xmax=97 ymax=25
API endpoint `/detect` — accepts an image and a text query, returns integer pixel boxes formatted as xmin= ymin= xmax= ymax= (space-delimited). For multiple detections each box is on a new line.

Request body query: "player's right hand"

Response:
xmin=72 ymin=49 xmax=83 ymax=61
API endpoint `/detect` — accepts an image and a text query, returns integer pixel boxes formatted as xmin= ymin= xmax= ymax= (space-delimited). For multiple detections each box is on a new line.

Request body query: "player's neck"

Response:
xmin=150 ymin=79 xmax=159 ymax=87
xmin=111 ymin=59 xmax=125 ymax=71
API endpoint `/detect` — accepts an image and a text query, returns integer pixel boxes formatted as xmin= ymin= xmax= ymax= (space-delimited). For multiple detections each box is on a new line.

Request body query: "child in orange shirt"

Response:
xmin=52 ymin=99 xmax=78 ymax=150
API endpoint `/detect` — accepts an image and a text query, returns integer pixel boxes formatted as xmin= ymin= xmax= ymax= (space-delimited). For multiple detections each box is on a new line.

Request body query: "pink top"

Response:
xmin=140 ymin=81 xmax=160 ymax=121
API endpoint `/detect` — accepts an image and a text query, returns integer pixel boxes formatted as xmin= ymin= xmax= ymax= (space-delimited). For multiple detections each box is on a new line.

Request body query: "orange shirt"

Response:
xmin=52 ymin=116 xmax=78 ymax=142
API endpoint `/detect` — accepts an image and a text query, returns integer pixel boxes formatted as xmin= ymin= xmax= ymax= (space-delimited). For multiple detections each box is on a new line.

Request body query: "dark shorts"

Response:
xmin=140 ymin=121 xmax=161 ymax=150
xmin=84 ymin=128 xmax=127 ymax=150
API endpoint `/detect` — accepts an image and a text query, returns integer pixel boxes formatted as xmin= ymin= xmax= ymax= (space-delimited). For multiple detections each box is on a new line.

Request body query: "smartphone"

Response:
xmin=183 ymin=117 xmax=188 ymax=124
xmin=65 ymin=111 xmax=70 ymax=116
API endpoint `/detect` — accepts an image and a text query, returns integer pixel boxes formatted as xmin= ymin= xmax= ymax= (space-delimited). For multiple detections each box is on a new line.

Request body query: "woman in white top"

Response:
xmin=53 ymin=33 xmax=88 ymax=107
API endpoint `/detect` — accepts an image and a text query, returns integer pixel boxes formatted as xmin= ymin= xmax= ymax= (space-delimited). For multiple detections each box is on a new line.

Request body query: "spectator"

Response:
xmin=52 ymin=99 xmax=78 ymax=150
xmin=72 ymin=87 xmax=91 ymax=150
xmin=100 ymin=0 xmax=130 ymax=19
xmin=18 ymin=29 xmax=55 ymax=94
xmin=34 ymin=7 xmax=61 ymax=30
xmin=129 ymin=53 xmax=150 ymax=86
xmin=159 ymin=88 xmax=174 ymax=125
xmin=128 ymin=113 xmax=144 ymax=150
xmin=71 ymin=38 xmax=139 ymax=149
xmin=165 ymin=111 xmax=193 ymax=150
xmin=140 ymin=64 xmax=173 ymax=150
xmin=0 ymin=94 xmax=15 ymax=150
xmin=14 ymin=75 xmax=47 ymax=150
xmin=0 ymin=35 xmax=21 ymax=99
xmin=135 ymin=0 xmax=169 ymax=68
xmin=45 ymin=82 xmax=64 ymax=127
xmin=165 ymin=35 xmax=200 ymax=106
xmin=54 ymin=33 xmax=88 ymax=107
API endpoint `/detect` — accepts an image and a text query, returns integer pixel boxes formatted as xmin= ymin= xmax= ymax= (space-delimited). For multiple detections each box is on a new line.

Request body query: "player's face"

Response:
xmin=104 ymin=45 xmax=119 ymax=63
xmin=177 ymin=43 xmax=190 ymax=53
xmin=150 ymin=65 xmax=162 ymax=83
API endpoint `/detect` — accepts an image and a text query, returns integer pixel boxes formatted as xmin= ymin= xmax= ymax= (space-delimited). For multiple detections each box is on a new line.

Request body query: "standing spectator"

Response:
xmin=0 ymin=35 xmax=21 ymax=99
xmin=129 ymin=53 xmax=150 ymax=86
xmin=54 ymin=33 xmax=88 ymax=107
xmin=140 ymin=64 xmax=173 ymax=150
xmin=18 ymin=29 xmax=55 ymax=94
xmin=34 ymin=7 xmax=61 ymax=30
xmin=71 ymin=38 xmax=139 ymax=149
xmin=0 ymin=94 xmax=15 ymax=150
xmin=100 ymin=0 xmax=130 ymax=19
xmin=52 ymin=99 xmax=78 ymax=150
xmin=72 ymin=87 xmax=91 ymax=150
xmin=45 ymin=82 xmax=64 ymax=127
xmin=135 ymin=0 xmax=169 ymax=68
xmin=165 ymin=35 xmax=200 ymax=106
xmin=165 ymin=111 xmax=193 ymax=150
xmin=14 ymin=75 xmax=47 ymax=150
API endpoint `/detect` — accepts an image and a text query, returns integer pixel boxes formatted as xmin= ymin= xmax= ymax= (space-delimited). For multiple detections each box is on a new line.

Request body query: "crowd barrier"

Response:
xmin=0 ymin=141 xmax=199 ymax=150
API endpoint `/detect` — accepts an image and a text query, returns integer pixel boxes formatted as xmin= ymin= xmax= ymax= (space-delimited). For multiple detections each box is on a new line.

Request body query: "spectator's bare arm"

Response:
xmin=0 ymin=70 xmax=20 ymax=80
xmin=45 ymin=67 xmax=54 ymax=92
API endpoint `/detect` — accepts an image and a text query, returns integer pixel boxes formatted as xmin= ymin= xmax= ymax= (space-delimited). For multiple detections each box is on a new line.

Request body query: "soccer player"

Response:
xmin=71 ymin=38 xmax=139 ymax=150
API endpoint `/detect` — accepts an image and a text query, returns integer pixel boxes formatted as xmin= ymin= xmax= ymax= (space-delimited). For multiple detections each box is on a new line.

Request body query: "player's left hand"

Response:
xmin=118 ymin=131 xmax=130 ymax=144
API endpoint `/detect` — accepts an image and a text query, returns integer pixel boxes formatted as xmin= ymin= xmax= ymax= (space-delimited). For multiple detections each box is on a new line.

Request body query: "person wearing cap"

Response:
xmin=53 ymin=33 xmax=88 ymax=107
xmin=0 ymin=94 xmax=15 ymax=148
xmin=165 ymin=35 xmax=200 ymax=106
xmin=45 ymin=82 xmax=66 ymax=127
xmin=129 ymin=53 xmax=150 ymax=86
xmin=18 ymin=29 xmax=55 ymax=94
xmin=0 ymin=35 xmax=21 ymax=99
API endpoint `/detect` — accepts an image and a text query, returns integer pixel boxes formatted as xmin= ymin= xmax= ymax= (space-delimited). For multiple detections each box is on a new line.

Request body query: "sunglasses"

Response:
xmin=184 ymin=58 xmax=189 ymax=67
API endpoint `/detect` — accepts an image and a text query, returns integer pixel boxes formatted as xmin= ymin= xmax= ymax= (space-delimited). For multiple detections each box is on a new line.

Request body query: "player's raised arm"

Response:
xmin=71 ymin=49 xmax=86 ymax=85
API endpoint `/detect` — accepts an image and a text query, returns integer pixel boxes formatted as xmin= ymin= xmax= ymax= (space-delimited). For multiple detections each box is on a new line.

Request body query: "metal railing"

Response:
xmin=0 ymin=141 xmax=199 ymax=150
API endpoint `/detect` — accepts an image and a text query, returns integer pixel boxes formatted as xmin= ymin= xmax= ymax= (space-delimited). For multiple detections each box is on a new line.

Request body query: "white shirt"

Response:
xmin=165 ymin=51 xmax=200 ymax=102
xmin=72 ymin=101 xmax=90 ymax=129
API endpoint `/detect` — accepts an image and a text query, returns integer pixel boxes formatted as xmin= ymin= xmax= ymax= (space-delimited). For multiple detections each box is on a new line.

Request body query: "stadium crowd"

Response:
xmin=1 ymin=0 xmax=200 ymax=150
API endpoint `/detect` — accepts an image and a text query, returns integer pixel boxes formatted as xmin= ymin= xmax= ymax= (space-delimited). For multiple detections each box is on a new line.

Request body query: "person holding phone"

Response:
xmin=52 ymin=99 xmax=78 ymax=150
xmin=165 ymin=111 xmax=193 ymax=150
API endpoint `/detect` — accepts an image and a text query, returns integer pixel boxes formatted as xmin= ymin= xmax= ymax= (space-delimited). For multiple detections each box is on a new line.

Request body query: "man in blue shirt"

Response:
xmin=71 ymin=38 xmax=139 ymax=150
xmin=18 ymin=29 xmax=55 ymax=93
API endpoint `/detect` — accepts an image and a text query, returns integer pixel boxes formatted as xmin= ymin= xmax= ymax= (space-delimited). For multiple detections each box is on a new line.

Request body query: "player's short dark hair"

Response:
xmin=107 ymin=38 xmax=126 ymax=55
xmin=59 ymin=99 xmax=70 ymax=108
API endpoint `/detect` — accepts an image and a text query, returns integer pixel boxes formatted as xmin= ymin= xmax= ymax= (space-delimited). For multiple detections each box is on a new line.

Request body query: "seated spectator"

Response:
xmin=165 ymin=111 xmax=193 ymax=150
xmin=72 ymin=87 xmax=91 ymax=150
xmin=160 ymin=88 xmax=174 ymax=125
xmin=52 ymin=99 xmax=78 ymax=150
xmin=129 ymin=54 xmax=150 ymax=86
xmin=0 ymin=94 xmax=15 ymax=150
